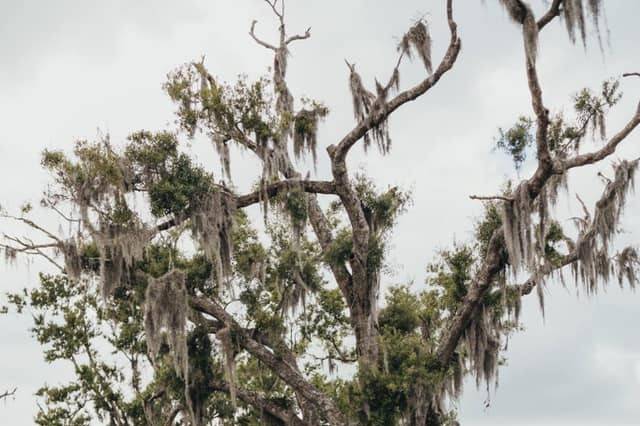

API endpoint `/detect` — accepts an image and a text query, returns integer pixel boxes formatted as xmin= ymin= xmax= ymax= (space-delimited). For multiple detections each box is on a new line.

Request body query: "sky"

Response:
xmin=1 ymin=0 xmax=640 ymax=424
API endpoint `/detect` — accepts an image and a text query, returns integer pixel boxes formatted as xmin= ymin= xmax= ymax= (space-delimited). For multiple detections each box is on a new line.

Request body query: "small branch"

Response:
xmin=265 ymin=0 xmax=284 ymax=21
xmin=0 ymin=388 xmax=16 ymax=401
xmin=469 ymin=194 xmax=514 ymax=202
xmin=623 ymin=72 xmax=640 ymax=79
xmin=286 ymin=27 xmax=311 ymax=45
xmin=1 ymin=236 xmax=64 ymax=271
xmin=0 ymin=213 xmax=61 ymax=242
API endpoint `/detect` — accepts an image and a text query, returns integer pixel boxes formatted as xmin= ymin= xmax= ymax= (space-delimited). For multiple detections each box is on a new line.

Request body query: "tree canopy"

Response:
xmin=2 ymin=0 xmax=640 ymax=425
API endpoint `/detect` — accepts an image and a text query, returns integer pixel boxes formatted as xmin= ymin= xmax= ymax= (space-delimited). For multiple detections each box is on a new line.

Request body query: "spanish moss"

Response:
xmin=144 ymin=270 xmax=189 ymax=379
xmin=190 ymin=189 xmax=236 ymax=291
xmin=398 ymin=20 xmax=433 ymax=74
xmin=346 ymin=63 xmax=392 ymax=154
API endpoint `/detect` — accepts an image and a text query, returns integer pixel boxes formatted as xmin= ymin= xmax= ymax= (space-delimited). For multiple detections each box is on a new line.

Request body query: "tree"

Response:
xmin=2 ymin=0 xmax=639 ymax=424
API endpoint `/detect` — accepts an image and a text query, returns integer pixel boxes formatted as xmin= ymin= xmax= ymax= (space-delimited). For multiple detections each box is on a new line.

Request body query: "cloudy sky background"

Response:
xmin=1 ymin=0 xmax=640 ymax=424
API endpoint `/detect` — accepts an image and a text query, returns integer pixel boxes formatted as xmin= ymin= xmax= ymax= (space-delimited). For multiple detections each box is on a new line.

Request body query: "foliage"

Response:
xmin=2 ymin=1 xmax=638 ymax=425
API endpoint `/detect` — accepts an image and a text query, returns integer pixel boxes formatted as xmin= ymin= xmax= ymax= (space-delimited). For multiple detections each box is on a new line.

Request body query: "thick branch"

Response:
xmin=439 ymin=100 xmax=640 ymax=366
xmin=237 ymin=179 xmax=336 ymax=208
xmin=537 ymin=0 xmax=563 ymax=30
xmin=526 ymin=55 xmax=552 ymax=168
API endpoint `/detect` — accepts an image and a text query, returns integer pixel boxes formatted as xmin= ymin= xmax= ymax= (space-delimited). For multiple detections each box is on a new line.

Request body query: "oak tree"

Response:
xmin=3 ymin=0 xmax=640 ymax=424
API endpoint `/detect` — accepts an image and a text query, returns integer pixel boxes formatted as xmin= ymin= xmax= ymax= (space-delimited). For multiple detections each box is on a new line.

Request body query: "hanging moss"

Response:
xmin=346 ymin=62 xmax=392 ymax=154
xmin=216 ymin=327 xmax=237 ymax=409
xmin=398 ymin=20 xmax=433 ymax=73
xmin=144 ymin=270 xmax=189 ymax=379
xmin=190 ymin=189 xmax=236 ymax=292
xmin=500 ymin=182 xmax=534 ymax=274
xmin=571 ymin=159 xmax=639 ymax=293
xmin=96 ymin=222 xmax=153 ymax=300
xmin=616 ymin=246 xmax=639 ymax=288
xmin=496 ymin=0 xmax=604 ymax=53
xmin=292 ymin=105 xmax=329 ymax=165
xmin=274 ymin=47 xmax=294 ymax=118
xmin=61 ymin=239 xmax=82 ymax=282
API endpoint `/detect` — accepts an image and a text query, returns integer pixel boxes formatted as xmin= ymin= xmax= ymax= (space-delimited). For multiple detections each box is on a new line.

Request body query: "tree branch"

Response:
xmin=561 ymin=107 xmax=640 ymax=171
xmin=328 ymin=0 xmax=461 ymax=163
xmin=249 ymin=20 xmax=277 ymax=51
xmin=434 ymin=1 xmax=640 ymax=366
xmin=189 ymin=296 xmax=345 ymax=425
xmin=469 ymin=194 xmax=514 ymax=202
xmin=211 ymin=381 xmax=309 ymax=426
xmin=236 ymin=179 xmax=336 ymax=208
xmin=537 ymin=0 xmax=563 ymax=30
xmin=286 ymin=27 xmax=311 ymax=45
xmin=0 ymin=388 xmax=16 ymax=401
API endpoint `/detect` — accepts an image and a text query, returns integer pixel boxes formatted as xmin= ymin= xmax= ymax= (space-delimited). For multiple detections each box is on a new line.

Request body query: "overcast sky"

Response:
xmin=1 ymin=1 xmax=640 ymax=424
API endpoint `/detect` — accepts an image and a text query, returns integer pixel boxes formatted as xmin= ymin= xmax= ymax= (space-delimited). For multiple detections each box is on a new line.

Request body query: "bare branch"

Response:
xmin=286 ymin=27 xmax=311 ymax=45
xmin=1 ymin=235 xmax=64 ymax=271
xmin=0 ymin=388 xmax=16 ymax=401
xmin=249 ymin=20 xmax=277 ymax=51
xmin=469 ymin=194 xmax=514 ymax=202
xmin=265 ymin=0 xmax=284 ymax=21
xmin=0 ymin=213 xmax=61 ymax=242
xmin=623 ymin=72 xmax=640 ymax=79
